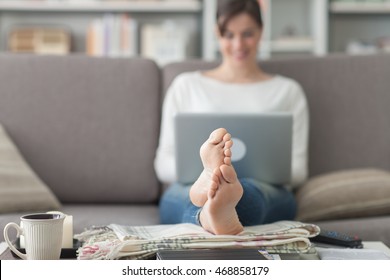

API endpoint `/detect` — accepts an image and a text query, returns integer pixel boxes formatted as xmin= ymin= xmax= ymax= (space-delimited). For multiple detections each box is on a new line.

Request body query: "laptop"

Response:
xmin=174 ymin=113 xmax=293 ymax=185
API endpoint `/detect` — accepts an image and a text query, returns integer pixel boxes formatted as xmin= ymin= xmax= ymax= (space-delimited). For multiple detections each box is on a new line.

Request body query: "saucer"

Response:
xmin=11 ymin=238 xmax=82 ymax=259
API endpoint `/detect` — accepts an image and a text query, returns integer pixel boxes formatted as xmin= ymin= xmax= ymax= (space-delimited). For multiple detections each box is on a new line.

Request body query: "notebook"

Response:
xmin=174 ymin=113 xmax=293 ymax=185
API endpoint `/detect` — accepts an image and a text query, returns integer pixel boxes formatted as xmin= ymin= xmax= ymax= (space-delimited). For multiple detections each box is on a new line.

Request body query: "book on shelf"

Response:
xmin=86 ymin=13 xmax=138 ymax=57
xmin=141 ymin=20 xmax=188 ymax=65
xmin=8 ymin=27 xmax=71 ymax=55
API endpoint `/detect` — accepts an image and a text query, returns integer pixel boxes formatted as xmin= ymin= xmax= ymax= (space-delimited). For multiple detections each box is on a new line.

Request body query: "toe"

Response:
xmin=224 ymin=139 xmax=233 ymax=149
xmin=208 ymin=128 xmax=227 ymax=144
xmin=223 ymin=133 xmax=231 ymax=142
xmin=212 ymin=167 xmax=222 ymax=182
xmin=208 ymin=182 xmax=218 ymax=199
xmin=220 ymin=164 xmax=237 ymax=183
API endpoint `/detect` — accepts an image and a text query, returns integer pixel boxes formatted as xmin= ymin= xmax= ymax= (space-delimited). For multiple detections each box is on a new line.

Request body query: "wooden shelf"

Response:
xmin=270 ymin=38 xmax=314 ymax=53
xmin=330 ymin=2 xmax=390 ymax=14
xmin=0 ymin=0 xmax=202 ymax=13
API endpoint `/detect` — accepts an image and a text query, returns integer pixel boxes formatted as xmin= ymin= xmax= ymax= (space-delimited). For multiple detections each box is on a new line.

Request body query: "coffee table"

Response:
xmin=1 ymin=241 xmax=389 ymax=260
xmin=362 ymin=241 xmax=390 ymax=255
xmin=314 ymin=241 xmax=390 ymax=260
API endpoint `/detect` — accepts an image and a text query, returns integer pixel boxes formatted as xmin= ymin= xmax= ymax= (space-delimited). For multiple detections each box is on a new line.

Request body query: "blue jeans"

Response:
xmin=159 ymin=178 xmax=297 ymax=226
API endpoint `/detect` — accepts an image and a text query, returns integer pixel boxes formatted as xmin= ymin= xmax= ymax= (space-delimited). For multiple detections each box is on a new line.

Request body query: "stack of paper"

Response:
xmin=75 ymin=221 xmax=320 ymax=260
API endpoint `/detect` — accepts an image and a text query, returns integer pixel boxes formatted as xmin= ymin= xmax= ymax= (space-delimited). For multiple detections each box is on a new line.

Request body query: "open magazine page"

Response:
xmin=75 ymin=221 xmax=320 ymax=260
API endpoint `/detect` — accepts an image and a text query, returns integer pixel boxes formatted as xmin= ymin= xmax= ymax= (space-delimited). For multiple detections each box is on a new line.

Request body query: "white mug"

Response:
xmin=4 ymin=213 xmax=65 ymax=260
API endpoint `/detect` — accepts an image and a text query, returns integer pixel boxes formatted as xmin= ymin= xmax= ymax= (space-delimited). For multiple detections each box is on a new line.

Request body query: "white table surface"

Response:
xmin=363 ymin=241 xmax=390 ymax=255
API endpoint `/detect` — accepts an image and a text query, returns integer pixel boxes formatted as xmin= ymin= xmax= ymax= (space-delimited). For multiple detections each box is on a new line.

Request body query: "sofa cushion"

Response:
xmin=0 ymin=124 xmax=61 ymax=214
xmin=0 ymin=55 xmax=161 ymax=204
xmin=295 ymin=169 xmax=390 ymax=222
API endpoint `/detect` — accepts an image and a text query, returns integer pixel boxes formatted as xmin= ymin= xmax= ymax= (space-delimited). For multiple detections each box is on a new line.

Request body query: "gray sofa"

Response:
xmin=1 ymin=53 xmax=390 ymax=253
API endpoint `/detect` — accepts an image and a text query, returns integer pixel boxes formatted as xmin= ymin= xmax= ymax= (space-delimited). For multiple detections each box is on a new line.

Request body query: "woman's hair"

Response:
xmin=217 ymin=0 xmax=263 ymax=36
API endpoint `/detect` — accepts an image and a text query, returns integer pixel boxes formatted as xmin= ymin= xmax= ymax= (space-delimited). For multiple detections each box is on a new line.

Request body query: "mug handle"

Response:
xmin=3 ymin=222 xmax=27 ymax=260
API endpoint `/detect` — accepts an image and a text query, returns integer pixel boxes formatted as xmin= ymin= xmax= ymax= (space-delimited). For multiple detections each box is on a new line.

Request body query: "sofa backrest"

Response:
xmin=0 ymin=54 xmax=161 ymax=203
xmin=162 ymin=54 xmax=390 ymax=177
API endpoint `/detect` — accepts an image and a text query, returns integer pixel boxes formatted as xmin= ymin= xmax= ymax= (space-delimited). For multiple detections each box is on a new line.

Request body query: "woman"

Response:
xmin=154 ymin=0 xmax=309 ymax=235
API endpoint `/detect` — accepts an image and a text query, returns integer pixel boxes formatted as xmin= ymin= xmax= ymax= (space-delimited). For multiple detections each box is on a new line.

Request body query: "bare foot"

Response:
xmin=189 ymin=128 xmax=232 ymax=207
xmin=199 ymin=164 xmax=244 ymax=235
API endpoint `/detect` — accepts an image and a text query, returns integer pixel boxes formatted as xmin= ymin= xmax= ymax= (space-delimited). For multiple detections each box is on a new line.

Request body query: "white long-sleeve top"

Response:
xmin=154 ymin=71 xmax=309 ymax=188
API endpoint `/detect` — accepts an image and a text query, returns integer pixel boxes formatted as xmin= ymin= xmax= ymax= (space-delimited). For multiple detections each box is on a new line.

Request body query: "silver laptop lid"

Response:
xmin=175 ymin=113 xmax=293 ymax=185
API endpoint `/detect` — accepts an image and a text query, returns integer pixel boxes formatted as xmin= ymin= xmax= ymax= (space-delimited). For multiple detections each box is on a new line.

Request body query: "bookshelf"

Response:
xmin=0 ymin=0 xmax=203 ymax=63
xmin=0 ymin=1 xmax=202 ymax=12
xmin=203 ymin=0 xmax=328 ymax=60
xmin=329 ymin=1 xmax=390 ymax=54
xmin=0 ymin=0 xmax=331 ymax=60
xmin=263 ymin=0 xmax=328 ymax=59
xmin=330 ymin=1 xmax=390 ymax=14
